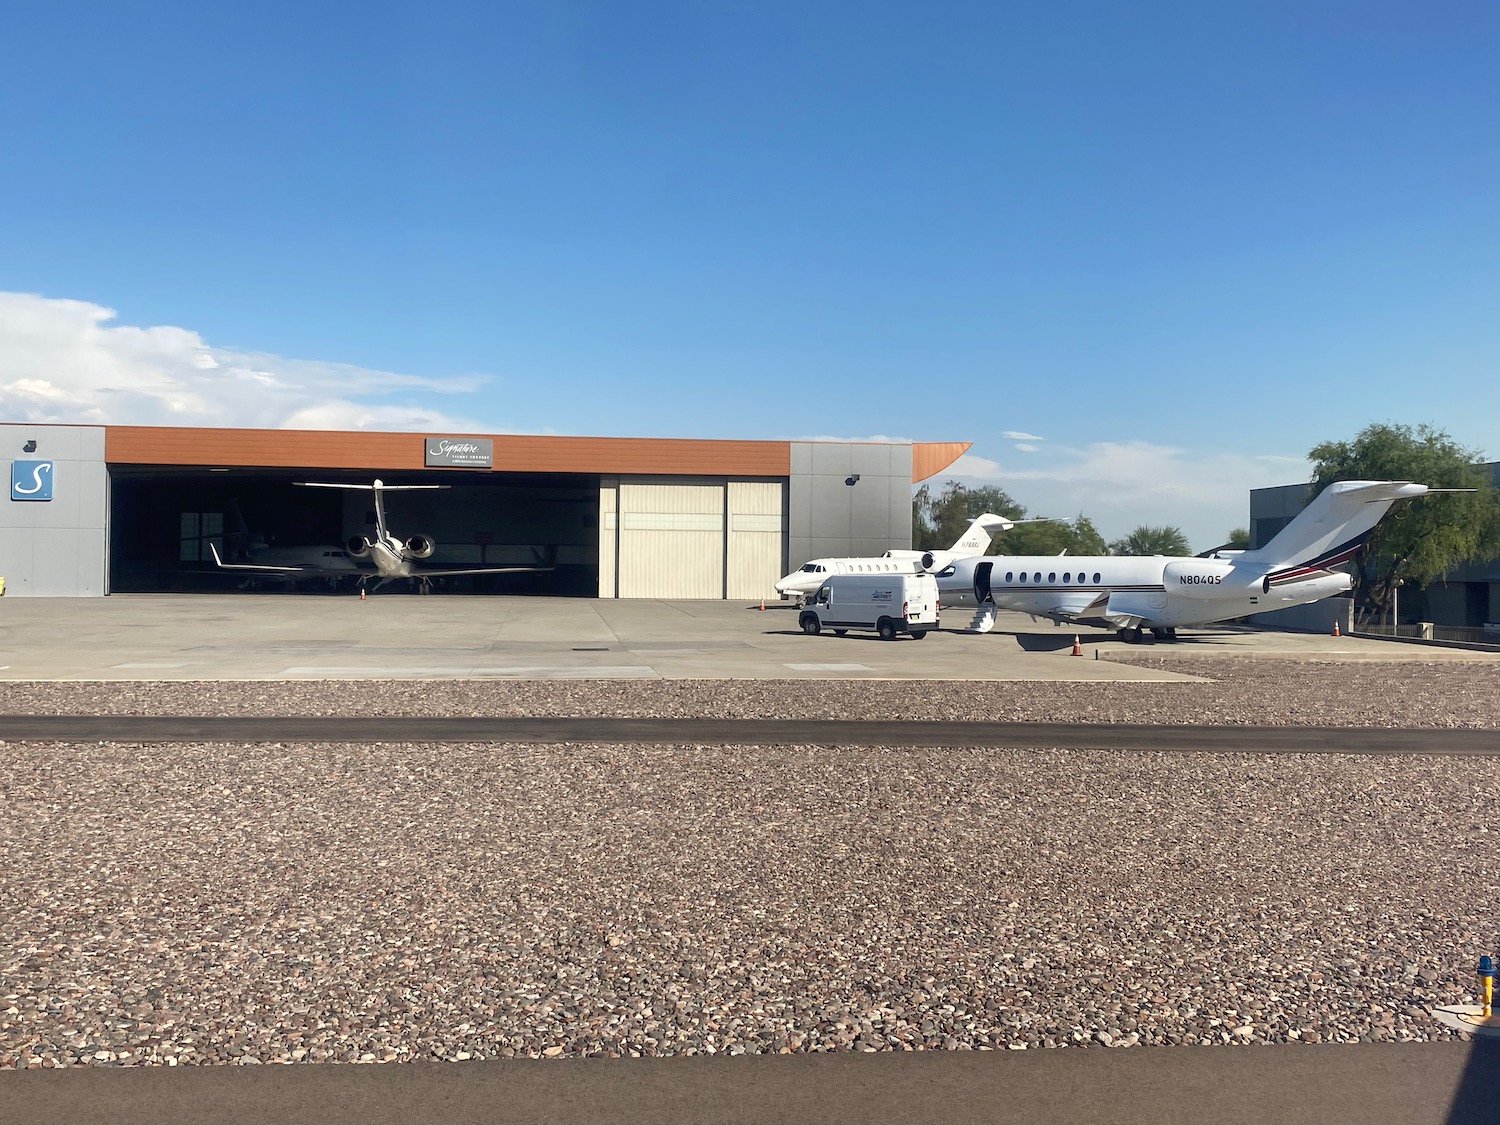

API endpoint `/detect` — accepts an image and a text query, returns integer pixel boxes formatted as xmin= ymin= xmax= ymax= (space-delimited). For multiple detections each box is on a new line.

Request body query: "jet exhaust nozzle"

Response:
xmin=405 ymin=534 xmax=436 ymax=559
xmin=347 ymin=535 xmax=372 ymax=558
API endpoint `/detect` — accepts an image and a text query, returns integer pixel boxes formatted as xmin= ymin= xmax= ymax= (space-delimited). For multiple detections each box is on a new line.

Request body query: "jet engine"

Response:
xmin=346 ymin=535 xmax=372 ymax=558
xmin=404 ymin=534 xmax=436 ymax=559
xmin=1160 ymin=559 xmax=1244 ymax=598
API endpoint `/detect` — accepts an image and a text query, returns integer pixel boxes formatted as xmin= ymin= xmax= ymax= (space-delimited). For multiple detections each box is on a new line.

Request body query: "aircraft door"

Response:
xmin=974 ymin=560 xmax=994 ymax=604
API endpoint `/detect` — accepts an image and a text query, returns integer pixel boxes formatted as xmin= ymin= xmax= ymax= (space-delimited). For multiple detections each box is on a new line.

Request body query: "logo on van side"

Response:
xmin=871 ymin=591 xmax=893 ymax=601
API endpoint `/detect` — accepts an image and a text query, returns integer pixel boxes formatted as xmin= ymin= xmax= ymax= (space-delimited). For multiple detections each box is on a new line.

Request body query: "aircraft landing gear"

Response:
xmin=1117 ymin=626 xmax=1145 ymax=644
xmin=1151 ymin=627 xmax=1170 ymax=641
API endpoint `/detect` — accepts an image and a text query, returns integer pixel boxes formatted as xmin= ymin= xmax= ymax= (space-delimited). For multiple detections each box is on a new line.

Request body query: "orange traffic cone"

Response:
xmin=359 ymin=587 xmax=366 ymax=601
xmin=759 ymin=599 xmax=766 ymax=611
xmin=1332 ymin=620 xmax=1339 ymax=637
xmin=1071 ymin=634 xmax=1082 ymax=656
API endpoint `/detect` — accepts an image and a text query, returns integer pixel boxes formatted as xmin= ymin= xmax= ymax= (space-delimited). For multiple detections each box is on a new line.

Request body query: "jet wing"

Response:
xmin=1035 ymin=591 xmax=1111 ymax=622
xmin=209 ymin=543 xmax=318 ymax=573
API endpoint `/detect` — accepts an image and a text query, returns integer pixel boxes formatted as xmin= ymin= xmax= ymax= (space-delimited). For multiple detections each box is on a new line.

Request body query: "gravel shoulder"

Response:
xmin=3 ymin=738 xmax=1498 ymax=1067
xmin=2 ymin=657 xmax=1498 ymax=727
xmin=4 ymin=662 xmax=1499 ymax=1069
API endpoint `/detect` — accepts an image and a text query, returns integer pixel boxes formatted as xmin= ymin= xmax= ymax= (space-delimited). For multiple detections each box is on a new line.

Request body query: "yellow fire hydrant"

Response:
xmin=1480 ymin=955 xmax=1495 ymax=1019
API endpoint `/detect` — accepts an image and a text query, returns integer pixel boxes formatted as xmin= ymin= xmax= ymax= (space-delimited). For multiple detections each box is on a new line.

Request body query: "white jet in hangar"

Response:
xmin=209 ymin=478 xmax=552 ymax=593
xmin=774 ymin=512 xmax=1021 ymax=602
xmin=935 ymin=481 xmax=1449 ymax=641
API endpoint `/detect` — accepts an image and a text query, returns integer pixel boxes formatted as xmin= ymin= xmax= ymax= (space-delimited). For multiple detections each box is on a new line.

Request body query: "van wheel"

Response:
xmin=910 ymin=630 xmax=928 ymax=640
xmin=800 ymin=615 xmax=821 ymax=636
xmin=833 ymin=629 xmax=847 ymax=636
xmin=877 ymin=618 xmax=897 ymax=640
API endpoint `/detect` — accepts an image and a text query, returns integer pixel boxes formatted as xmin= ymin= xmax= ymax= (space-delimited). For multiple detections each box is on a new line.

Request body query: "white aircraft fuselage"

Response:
xmin=775 ymin=513 xmax=1017 ymax=599
xmin=938 ymin=481 xmax=1432 ymax=640
xmin=936 ymin=552 xmax=1350 ymax=630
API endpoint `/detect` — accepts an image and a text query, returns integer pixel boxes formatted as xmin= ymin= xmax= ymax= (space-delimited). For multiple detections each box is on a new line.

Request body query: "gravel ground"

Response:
xmin=1 ymin=658 xmax=1498 ymax=726
xmin=3 ymin=666 xmax=1498 ymax=1068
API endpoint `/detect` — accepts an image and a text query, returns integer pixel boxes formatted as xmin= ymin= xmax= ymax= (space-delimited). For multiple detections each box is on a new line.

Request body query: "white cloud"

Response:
xmin=1001 ymin=430 xmax=1045 ymax=442
xmin=1013 ymin=443 xmax=1039 ymax=453
xmin=934 ymin=440 xmax=1313 ymax=552
xmin=0 ymin=291 xmax=494 ymax=430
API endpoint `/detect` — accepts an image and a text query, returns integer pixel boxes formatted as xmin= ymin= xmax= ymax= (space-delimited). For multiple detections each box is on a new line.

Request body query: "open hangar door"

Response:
xmin=108 ymin=467 xmax=600 ymax=595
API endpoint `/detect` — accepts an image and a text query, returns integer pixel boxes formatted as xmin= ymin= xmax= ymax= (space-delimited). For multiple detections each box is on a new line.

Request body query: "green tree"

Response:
xmin=1000 ymin=514 xmax=1108 ymax=557
xmin=1108 ymin=525 xmax=1191 ymax=556
xmin=912 ymin=480 xmax=1024 ymax=550
xmin=1224 ymin=527 xmax=1250 ymax=550
xmin=1308 ymin=422 xmax=1500 ymax=626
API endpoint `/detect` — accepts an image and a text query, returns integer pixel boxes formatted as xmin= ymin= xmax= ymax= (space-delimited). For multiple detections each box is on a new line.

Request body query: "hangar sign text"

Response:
xmin=424 ymin=438 xmax=493 ymax=468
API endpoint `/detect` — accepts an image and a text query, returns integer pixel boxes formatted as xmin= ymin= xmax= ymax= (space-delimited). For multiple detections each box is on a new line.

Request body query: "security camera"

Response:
xmin=845 ymin=474 xmax=860 ymax=486
xmin=22 ymin=440 xmax=36 ymax=453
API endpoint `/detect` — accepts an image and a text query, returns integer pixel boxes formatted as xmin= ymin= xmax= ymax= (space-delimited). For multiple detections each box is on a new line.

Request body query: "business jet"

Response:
xmin=209 ymin=478 xmax=550 ymax=593
xmin=774 ymin=513 xmax=1018 ymax=601
xmin=935 ymin=480 xmax=1437 ymax=641
xmin=207 ymin=498 xmax=365 ymax=588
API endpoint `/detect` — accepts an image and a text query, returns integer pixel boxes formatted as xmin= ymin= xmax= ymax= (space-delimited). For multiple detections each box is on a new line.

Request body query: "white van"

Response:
xmin=798 ymin=573 xmax=940 ymax=640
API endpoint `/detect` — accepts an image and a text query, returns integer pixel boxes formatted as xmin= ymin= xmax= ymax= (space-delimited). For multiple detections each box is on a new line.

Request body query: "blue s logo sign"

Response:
xmin=11 ymin=460 xmax=55 ymax=501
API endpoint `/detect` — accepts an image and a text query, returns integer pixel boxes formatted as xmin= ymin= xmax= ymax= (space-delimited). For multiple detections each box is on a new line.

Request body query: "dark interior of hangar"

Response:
xmin=109 ymin=467 xmax=600 ymax=594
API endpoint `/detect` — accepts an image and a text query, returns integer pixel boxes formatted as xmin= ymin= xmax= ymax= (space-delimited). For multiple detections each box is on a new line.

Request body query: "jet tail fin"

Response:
xmin=1238 ymin=480 xmax=1429 ymax=576
xmin=947 ymin=513 xmax=1016 ymax=556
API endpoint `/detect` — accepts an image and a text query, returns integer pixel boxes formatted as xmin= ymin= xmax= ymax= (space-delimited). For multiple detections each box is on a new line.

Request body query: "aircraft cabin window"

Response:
xmin=937 ymin=565 xmax=957 ymax=578
xmin=1033 ymin=572 xmax=1042 ymax=583
xmin=1019 ymin=572 xmax=1027 ymax=583
xmin=1093 ymin=572 xmax=1102 ymax=583
xmin=1048 ymin=572 xmax=1056 ymax=583
xmin=1005 ymin=571 xmax=1014 ymax=583
xmin=1063 ymin=572 xmax=1071 ymax=583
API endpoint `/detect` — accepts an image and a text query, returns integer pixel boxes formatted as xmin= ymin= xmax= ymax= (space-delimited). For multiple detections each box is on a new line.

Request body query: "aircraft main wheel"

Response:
xmin=877 ymin=618 xmax=897 ymax=640
xmin=800 ymin=615 xmax=821 ymax=636
xmin=1120 ymin=626 xmax=1143 ymax=644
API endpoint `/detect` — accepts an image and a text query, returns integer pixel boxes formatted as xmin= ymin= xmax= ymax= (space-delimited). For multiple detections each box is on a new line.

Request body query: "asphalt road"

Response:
xmin=3 ymin=715 xmax=1499 ymax=755
xmin=3 ymin=1042 xmax=1497 ymax=1125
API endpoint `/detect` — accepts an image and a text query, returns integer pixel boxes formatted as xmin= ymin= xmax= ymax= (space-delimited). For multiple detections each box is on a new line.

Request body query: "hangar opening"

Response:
xmin=108 ymin=467 xmax=600 ymax=595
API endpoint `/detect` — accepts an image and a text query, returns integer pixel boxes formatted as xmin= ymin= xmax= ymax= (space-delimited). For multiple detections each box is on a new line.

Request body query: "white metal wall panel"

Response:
xmin=726 ymin=481 xmax=785 ymax=599
xmin=617 ymin=480 xmax=724 ymax=598
xmin=598 ymin=479 xmax=618 ymax=598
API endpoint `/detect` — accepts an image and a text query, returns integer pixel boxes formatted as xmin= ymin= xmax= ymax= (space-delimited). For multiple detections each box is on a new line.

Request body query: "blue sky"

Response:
xmin=1 ymin=1 xmax=1496 ymax=548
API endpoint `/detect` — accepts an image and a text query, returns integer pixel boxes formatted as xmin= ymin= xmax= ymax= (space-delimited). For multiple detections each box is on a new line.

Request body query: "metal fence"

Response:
xmin=1358 ymin=622 xmax=1500 ymax=645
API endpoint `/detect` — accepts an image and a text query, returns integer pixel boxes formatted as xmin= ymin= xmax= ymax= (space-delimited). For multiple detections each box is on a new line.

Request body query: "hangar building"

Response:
xmin=0 ymin=423 xmax=970 ymax=599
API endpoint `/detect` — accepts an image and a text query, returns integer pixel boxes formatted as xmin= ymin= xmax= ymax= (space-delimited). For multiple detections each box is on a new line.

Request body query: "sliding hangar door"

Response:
xmin=598 ymin=478 xmax=785 ymax=599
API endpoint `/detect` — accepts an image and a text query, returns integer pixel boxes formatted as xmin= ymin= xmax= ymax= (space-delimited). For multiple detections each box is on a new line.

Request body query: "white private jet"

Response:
xmin=209 ymin=478 xmax=551 ymax=593
xmin=208 ymin=498 xmax=366 ymax=588
xmin=935 ymin=480 xmax=1439 ymax=641
xmin=774 ymin=513 xmax=1019 ymax=601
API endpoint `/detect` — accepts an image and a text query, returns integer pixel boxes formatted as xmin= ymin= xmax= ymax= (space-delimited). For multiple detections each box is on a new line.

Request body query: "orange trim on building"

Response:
xmin=103 ymin=426 xmax=975 ymax=481
xmin=104 ymin=426 xmax=792 ymax=477
xmin=911 ymin=441 xmax=972 ymax=483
